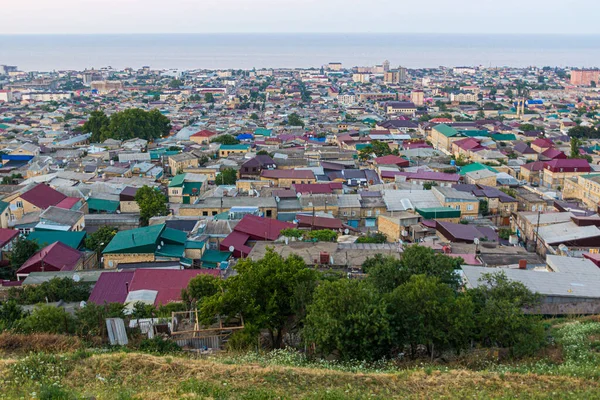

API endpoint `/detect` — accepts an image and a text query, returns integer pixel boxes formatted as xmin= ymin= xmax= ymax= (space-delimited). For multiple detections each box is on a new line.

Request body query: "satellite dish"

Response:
xmin=344 ymin=228 xmax=349 ymax=235
xmin=228 ymin=245 xmax=235 ymax=252
xmin=108 ymin=260 xmax=114 ymax=268
xmin=73 ymin=274 xmax=81 ymax=283
xmin=474 ymin=238 xmax=480 ymax=245
xmin=161 ymin=241 xmax=164 ymax=246
xmin=296 ymin=192 xmax=302 ymax=199
xmin=80 ymin=300 xmax=87 ymax=308
xmin=275 ymin=196 xmax=280 ymax=203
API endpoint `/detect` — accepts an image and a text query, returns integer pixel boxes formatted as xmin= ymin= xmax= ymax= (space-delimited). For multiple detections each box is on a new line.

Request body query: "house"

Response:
xmin=428 ymin=124 xmax=465 ymax=153
xmin=27 ymin=230 xmax=86 ymax=250
xmin=512 ymin=141 xmax=538 ymax=161
xmin=102 ymin=224 xmax=188 ymax=268
xmin=563 ymin=173 xmax=600 ymax=210
xmin=119 ymin=186 xmax=140 ymax=213
xmin=431 ymin=187 xmax=479 ymax=220
xmin=189 ymin=129 xmax=216 ymax=145
xmin=540 ymin=148 xmax=567 ymax=161
xmin=220 ymin=214 xmax=295 ymax=257
xmin=168 ymin=153 xmax=199 ymax=175
xmin=542 ymin=159 xmax=591 ymax=189
xmin=377 ymin=213 xmax=424 ymax=242
xmin=381 ymin=171 xmax=460 ymax=187
xmin=436 ymin=220 xmax=498 ymax=243
xmin=89 ymin=269 xmax=219 ymax=306
xmin=36 ymin=206 xmax=85 ymax=232
xmin=0 ymin=201 xmax=12 ymax=228
xmin=384 ymin=101 xmax=416 ymax=115
xmin=462 ymin=256 xmax=600 ymax=315
xmin=168 ymin=173 xmax=208 ymax=204
xmin=239 ymin=155 xmax=276 ymax=179
xmin=260 ymin=170 xmax=316 ymax=188
xmin=464 ymin=169 xmax=497 ymax=186
xmin=293 ymin=182 xmax=343 ymax=195
xmin=373 ymin=155 xmax=409 ymax=168
xmin=16 ymin=242 xmax=83 ymax=280
xmin=219 ymin=144 xmax=250 ymax=158
xmin=179 ymin=197 xmax=278 ymax=219
xmin=531 ymin=138 xmax=554 ymax=153
xmin=0 ymin=228 xmax=19 ymax=258
xmin=5 ymin=183 xmax=83 ymax=221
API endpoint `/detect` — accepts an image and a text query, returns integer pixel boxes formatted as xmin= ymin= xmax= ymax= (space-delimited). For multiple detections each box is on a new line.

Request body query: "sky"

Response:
xmin=2 ymin=0 xmax=599 ymax=35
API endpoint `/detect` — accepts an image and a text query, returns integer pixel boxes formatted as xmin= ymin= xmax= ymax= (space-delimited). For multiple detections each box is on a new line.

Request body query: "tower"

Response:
xmin=383 ymin=60 xmax=390 ymax=73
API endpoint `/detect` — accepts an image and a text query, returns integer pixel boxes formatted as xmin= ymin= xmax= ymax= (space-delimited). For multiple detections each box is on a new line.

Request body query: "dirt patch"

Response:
xmin=0 ymin=333 xmax=83 ymax=355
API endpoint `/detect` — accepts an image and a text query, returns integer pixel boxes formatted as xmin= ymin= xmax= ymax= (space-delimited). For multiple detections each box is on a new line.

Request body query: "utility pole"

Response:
xmin=534 ymin=210 xmax=541 ymax=253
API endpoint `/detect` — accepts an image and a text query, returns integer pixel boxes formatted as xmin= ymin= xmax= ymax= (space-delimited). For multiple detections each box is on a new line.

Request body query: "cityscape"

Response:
xmin=2 ymin=28 xmax=600 ymax=400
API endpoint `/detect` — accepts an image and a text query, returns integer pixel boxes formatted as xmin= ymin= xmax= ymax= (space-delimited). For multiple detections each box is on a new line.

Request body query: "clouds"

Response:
xmin=2 ymin=0 xmax=598 ymax=34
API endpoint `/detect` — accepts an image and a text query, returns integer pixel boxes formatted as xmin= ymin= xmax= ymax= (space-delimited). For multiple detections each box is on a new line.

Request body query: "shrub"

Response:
xmin=15 ymin=305 xmax=76 ymax=335
xmin=137 ymin=336 xmax=181 ymax=354
xmin=8 ymin=277 xmax=92 ymax=305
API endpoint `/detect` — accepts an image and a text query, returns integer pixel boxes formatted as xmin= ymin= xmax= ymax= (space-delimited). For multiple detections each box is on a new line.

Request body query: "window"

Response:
xmin=532 ymin=205 xmax=536 ymax=212
xmin=351 ymin=211 xmax=356 ymax=216
xmin=343 ymin=211 xmax=348 ymax=216
xmin=202 ymin=211 xmax=208 ymax=216
xmin=292 ymin=181 xmax=296 ymax=184
xmin=467 ymin=204 xmax=474 ymax=211
xmin=375 ymin=210 xmax=380 ymax=216
xmin=212 ymin=211 xmax=217 ymax=216
xmin=16 ymin=201 xmax=23 ymax=208
xmin=455 ymin=205 xmax=460 ymax=210
xmin=266 ymin=210 xmax=272 ymax=217
xmin=367 ymin=210 xmax=372 ymax=217
xmin=574 ymin=168 xmax=578 ymax=172
xmin=172 ymin=190 xmax=178 ymax=195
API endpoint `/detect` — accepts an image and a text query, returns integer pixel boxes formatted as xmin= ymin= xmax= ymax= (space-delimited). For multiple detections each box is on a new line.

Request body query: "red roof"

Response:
xmin=373 ymin=155 xmax=410 ymax=167
xmin=234 ymin=214 xmax=295 ymax=241
xmin=453 ymin=138 xmax=483 ymax=151
xmin=541 ymin=148 xmax=566 ymax=159
xmin=128 ymin=269 xmax=219 ymax=306
xmin=20 ymin=183 xmax=66 ymax=209
xmin=261 ymin=170 xmax=315 ymax=180
xmin=55 ymin=197 xmax=80 ymax=210
xmin=88 ymin=271 xmax=135 ymax=304
xmin=220 ymin=231 xmax=252 ymax=258
xmin=0 ymin=229 xmax=18 ymax=248
xmin=296 ymin=214 xmax=344 ymax=230
xmin=191 ymin=129 xmax=216 ymax=138
xmin=17 ymin=242 xmax=82 ymax=275
xmin=293 ymin=182 xmax=341 ymax=194
xmin=531 ymin=138 xmax=553 ymax=149
xmin=544 ymin=158 xmax=591 ymax=172
xmin=521 ymin=161 xmax=545 ymax=171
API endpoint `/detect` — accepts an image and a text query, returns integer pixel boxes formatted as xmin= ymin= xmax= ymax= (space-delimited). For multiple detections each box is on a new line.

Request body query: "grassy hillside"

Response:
xmin=1 ymin=319 xmax=600 ymax=399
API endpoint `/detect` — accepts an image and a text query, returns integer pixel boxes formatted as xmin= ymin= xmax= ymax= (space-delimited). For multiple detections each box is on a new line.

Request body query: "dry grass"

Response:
xmin=0 ymin=332 xmax=82 ymax=355
xmin=51 ymin=352 xmax=600 ymax=399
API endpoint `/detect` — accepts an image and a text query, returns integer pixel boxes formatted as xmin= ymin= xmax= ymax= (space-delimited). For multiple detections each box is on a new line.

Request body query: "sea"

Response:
xmin=0 ymin=33 xmax=599 ymax=72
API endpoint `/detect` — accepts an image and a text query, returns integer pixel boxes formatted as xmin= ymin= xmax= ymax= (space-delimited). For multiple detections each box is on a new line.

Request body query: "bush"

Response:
xmin=15 ymin=305 xmax=76 ymax=335
xmin=75 ymin=302 xmax=126 ymax=338
xmin=8 ymin=277 xmax=92 ymax=305
xmin=137 ymin=336 xmax=181 ymax=354
xmin=356 ymin=232 xmax=387 ymax=244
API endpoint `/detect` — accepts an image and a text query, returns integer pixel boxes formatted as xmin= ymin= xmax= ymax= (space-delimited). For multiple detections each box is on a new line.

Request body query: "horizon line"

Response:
xmin=1 ymin=32 xmax=600 ymax=36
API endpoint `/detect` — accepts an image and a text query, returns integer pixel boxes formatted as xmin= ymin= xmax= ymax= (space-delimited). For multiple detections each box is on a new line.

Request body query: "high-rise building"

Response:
xmin=328 ymin=62 xmax=343 ymax=71
xmin=384 ymin=67 xmax=407 ymax=84
xmin=383 ymin=60 xmax=390 ymax=72
xmin=410 ymin=90 xmax=424 ymax=106
xmin=570 ymin=69 xmax=600 ymax=86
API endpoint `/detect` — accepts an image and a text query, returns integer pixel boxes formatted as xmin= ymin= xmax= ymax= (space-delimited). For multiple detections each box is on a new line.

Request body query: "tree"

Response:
xmin=365 ymin=245 xmax=462 ymax=293
xmin=422 ymin=181 xmax=438 ymax=190
xmin=15 ymin=304 xmax=75 ymax=334
xmin=204 ymin=93 xmax=215 ymax=103
xmin=570 ymin=136 xmax=581 ymax=159
xmin=355 ymin=232 xmax=387 ymax=244
xmin=201 ymin=248 xmax=319 ymax=348
xmin=181 ymin=274 xmax=222 ymax=308
xmin=82 ymin=110 xmax=110 ymax=142
xmin=505 ymin=88 xmax=514 ymax=99
xmin=304 ymin=279 xmax=391 ymax=361
xmin=169 ymin=79 xmax=183 ymax=89
xmin=211 ymin=134 xmax=240 ymax=145
xmin=215 ymin=168 xmax=237 ymax=185
xmin=479 ymin=199 xmax=489 ymax=216
xmin=386 ymin=275 xmax=474 ymax=358
xmin=75 ymin=302 xmax=126 ymax=338
xmin=476 ymin=110 xmax=486 ymax=120
xmin=85 ymin=226 xmax=118 ymax=255
xmin=0 ymin=300 xmax=25 ymax=331
xmin=10 ymin=237 xmax=40 ymax=271
xmin=100 ymin=108 xmax=171 ymax=142
xmin=358 ymin=141 xmax=392 ymax=160
xmin=287 ymin=113 xmax=305 ymax=127
xmin=250 ymin=113 xmax=259 ymax=120
xmin=135 ymin=185 xmax=169 ymax=226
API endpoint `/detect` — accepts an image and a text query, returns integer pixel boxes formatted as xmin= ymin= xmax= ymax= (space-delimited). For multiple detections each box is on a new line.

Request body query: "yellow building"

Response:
xmin=563 ymin=173 xmax=600 ymax=210
xmin=168 ymin=153 xmax=199 ymax=175
xmin=432 ymin=187 xmax=479 ymax=220
xmin=218 ymin=144 xmax=250 ymax=158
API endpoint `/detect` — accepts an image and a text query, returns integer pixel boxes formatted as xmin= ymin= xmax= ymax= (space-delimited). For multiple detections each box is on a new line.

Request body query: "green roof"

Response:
xmin=460 ymin=130 xmax=489 ymax=137
xmin=0 ymin=124 xmax=10 ymax=130
xmin=160 ymin=227 xmax=187 ymax=245
xmin=490 ymin=133 xmax=517 ymax=141
xmin=182 ymin=182 xmax=203 ymax=196
xmin=185 ymin=240 xmax=206 ymax=250
xmin=459 ymin=162 xmax=499 ymax=176
xmin=201 ymin=250 xmax=231 ymax=268
xmin=355 ymin=143 xmax=370 ymax=150
xmin=28 ymin=230 xmax=86 ymax=250
xmin=220 ymin=144 xmax=250 ymax=150
xmin=169 ymin=174 xmax=186 ymax=187
xmin=156 ymin=244 xmax=185 ymax=258
xmin=213 ymin=212 xmax=230 ymax=220
xmin=150 ymin=150 xmax=179 ymax=160
xmin=103 ymin=224 xmax=164 ymax=254
xmin=0 ymin=200 xmax=9 ymax=213
xmin=416 ymin=207 xmax=461 ymax=219
xmin=254 ymin=128 xmax=272 ymax=137
xmin=434 ymin=124 xmax=459 ymax=137
xmin=87 ymin=198 xmax=120 ymax=213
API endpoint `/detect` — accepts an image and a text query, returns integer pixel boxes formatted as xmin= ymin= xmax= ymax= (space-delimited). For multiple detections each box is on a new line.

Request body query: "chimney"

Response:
xmin=518 ymin=259 xmax=527 ymax=270
xmin=125 ymin=282 xmax=129 ymax=292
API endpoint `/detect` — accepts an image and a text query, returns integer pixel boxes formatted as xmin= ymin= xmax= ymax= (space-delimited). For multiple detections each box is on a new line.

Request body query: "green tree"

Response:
xmin=100 ymin=108 xmax=171 ymax=142
xmin=570 ymin=136 xmax=582 ymax=159
xmin=505 ymin=88 xmax=514 ymax=99
xmin=386 ymin=275 xmax=474 ymax=358
xmin=215 ymin=168 xmax=237 ymax=185
xmin=250 ymin=113 xmax=259 ymax=120
xmin=75 ymin=302 xmax=126 ymax=338
xmin=82 ymin=110 xmax=110 ymax=142
xmin=10 ymin=237 xmax=40 ymax=271
xmin=169 ymin=79 xmax=183 ymax=89
xmin=476 ymin=110 xmax=486 ymax=120
xmin=422 ymin=181 xmax=438 ymax=190
xmin=0 ymin=300 xmax=25 ymax=331
xmin=304 ymin=279 xmax=391 ymax=361
xmin=201 ymin=248 xmax=319 ymax=348
xmin=211 ymin=134 xmax=240 ymax=145
xmin=134 ymin=185 xmax=169 ymax=226
xmin=356 ymin=232 xmax=387 ymax=244
xmin=479 ymin=199 xmax=489 ymax=216
xmin=181 ymin=274 xmax=222 ymax=308
xmin=287 ymin=113 xmax=305 ymax=127
xmin=84 ymin=226 xmax=117 ymax=255
xmin=204 ymin=93 xmax=215 ymax=103
xmin=15 ymin=304 xmax=75 ymax=334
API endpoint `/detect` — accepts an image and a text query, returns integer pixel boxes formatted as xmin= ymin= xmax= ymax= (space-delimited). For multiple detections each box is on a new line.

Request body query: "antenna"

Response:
xmin=73 ymin=274 xmax=81 ymax=283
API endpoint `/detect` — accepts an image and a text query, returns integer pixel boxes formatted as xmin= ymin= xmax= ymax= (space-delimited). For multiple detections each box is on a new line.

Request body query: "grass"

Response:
xmin=1 ymin=320 xmax=600 ymax=399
